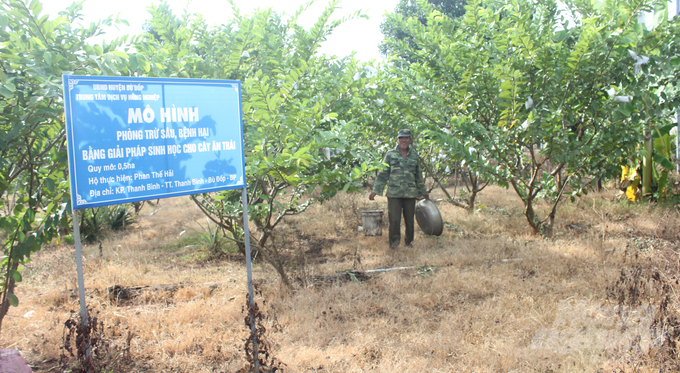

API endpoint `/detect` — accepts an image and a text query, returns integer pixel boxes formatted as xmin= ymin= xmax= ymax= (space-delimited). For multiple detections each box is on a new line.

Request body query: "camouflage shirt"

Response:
xmin=372 ymin=146 xmax=427 ymax=198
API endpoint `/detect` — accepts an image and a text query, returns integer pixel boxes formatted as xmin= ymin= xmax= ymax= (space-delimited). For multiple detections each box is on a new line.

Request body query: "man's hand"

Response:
xmin=423 ymin=194 xmax=429 ymax=200
xmin=369 ymin=192 xmax=376 ymax=200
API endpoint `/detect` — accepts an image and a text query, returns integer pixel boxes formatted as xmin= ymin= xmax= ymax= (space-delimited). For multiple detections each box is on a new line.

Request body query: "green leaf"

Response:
xmin=8 ymin=293 xmax=18 ymax=307
xmin=653 ymin=124 xmax=675 ymax=137
xmin=0 ymin=86 xmax=12 ymax=98
xmin=129 ymin=54 xmax=138 ymax=71
xmin=499 ymin=80 xmax=513 ymax=90
xmin=653 ymin=153 xmax=674 ymax=171
xmin=13 ymin=204 xmax=25 ymax=216
xmin=293 ymin=145 xmax=310 ymax=158
xmin=10 ymin=269 xmax=21 ymax=282
xmin=342 ymin=182 xmax=351 ymax=193
xmin=136 ymin=54 xmax=150 ymax=73
xmin=44 ymin=177 xmax=55 ymax=193
xmin=30 ymin=0 xmax=42 ymax=15
xmin=43 ymin=51 xmax=52 ymax=66
xmin=620 ymin=103 xmax=634 ymax=117
xmin=652 ymin=1 xmax=668 ymax=29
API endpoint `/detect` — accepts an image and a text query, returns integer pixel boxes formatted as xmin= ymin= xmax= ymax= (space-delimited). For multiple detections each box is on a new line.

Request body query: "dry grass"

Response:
xmin=2 ymin=185 xmax=680 ymax=372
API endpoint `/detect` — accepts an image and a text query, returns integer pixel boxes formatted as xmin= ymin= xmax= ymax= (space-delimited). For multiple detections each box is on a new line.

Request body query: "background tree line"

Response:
xmin=0 ymin=0 xmax=678 ymax=332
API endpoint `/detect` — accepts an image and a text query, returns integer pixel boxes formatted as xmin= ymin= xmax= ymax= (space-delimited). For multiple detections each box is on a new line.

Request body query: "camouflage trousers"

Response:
xmin=387 ymin=197 xmax=416 ymax=248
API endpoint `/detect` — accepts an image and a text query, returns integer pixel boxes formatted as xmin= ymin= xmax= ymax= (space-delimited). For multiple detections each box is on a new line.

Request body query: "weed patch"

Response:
xmin=60 ymin=308 xmax=132 ymax=373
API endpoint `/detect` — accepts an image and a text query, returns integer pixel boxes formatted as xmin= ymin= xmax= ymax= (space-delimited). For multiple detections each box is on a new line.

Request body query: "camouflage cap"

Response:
xmin=397 ymin=129 xmax=412 ymax=138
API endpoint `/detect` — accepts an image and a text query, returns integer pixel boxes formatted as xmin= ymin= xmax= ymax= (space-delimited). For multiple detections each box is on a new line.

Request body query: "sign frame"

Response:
xmin=63 ymin=75 xmax=246 ymax=210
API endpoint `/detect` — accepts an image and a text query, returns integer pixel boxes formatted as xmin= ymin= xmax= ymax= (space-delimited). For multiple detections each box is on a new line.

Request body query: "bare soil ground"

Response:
xmin=2 ymin=186 xmax=680 ymax=372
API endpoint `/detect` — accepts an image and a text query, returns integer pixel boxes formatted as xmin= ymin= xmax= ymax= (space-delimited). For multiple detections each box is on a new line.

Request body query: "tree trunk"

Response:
xmin=254 ymin=232 xmax=292 ymax=289
xmin=0 ymin=260 xmax=19 ymax=335
xmin=524 ymin=199 xmax=541 ymax=235
xmin=466 ymin=170 xmax=478 ymax=214
xmin=544 ymin=211 xmax=555 ymax=237
xmin=642 ymin=133 xmax=654 ymax=198
xmin=270 ymin=261 xmax=291 ymax=288
xmin=467 ymin=190 xmax=477 ymax=215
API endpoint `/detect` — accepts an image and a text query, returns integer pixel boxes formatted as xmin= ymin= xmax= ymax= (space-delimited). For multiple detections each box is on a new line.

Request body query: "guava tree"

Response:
xmin=0 ymin=0 xmax=129 ymax=333
xmin=377 ymin=3 xmax=505 ymax=213
xmin=331 ymin=68 xmax=465 ymax=208
xmin=382 ymin=0 xmax=673 ymax=235
xmin=134 ymin=1 xmax=383 ymax=286
xmin=376 ymin=66 xmax=499 ymax=213
xmin=379 ymin=0 xmax=467 ymax=59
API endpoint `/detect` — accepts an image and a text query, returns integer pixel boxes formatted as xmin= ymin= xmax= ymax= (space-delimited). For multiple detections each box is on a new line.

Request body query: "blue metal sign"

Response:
xmin=63 ymin=75 xmax=245 ymax=210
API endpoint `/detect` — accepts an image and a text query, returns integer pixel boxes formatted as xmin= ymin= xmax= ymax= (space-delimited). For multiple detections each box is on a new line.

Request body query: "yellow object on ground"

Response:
xmin=620 ymin=165 xmax=640 ymax=202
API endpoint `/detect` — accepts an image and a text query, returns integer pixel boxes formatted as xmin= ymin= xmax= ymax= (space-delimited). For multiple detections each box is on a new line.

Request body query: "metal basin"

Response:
xmin=415 ymin=199 xmax=443 ymax=236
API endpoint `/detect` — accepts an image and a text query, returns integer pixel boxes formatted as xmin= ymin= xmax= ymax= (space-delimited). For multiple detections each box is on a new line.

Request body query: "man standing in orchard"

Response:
xmin=369 ymin=129 xmax=429 ymax=248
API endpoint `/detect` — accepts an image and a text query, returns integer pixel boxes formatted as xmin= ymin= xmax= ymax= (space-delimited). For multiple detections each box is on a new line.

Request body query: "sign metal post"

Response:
xmin=71 ymin=210 xmax=92 ymax=369
xmin=241 ymin=187 xmax=259 ymax=369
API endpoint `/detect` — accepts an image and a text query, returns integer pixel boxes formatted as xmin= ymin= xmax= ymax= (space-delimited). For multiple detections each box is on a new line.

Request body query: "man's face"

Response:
xmin=398 ymin=136 xmax=412 ymax=150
